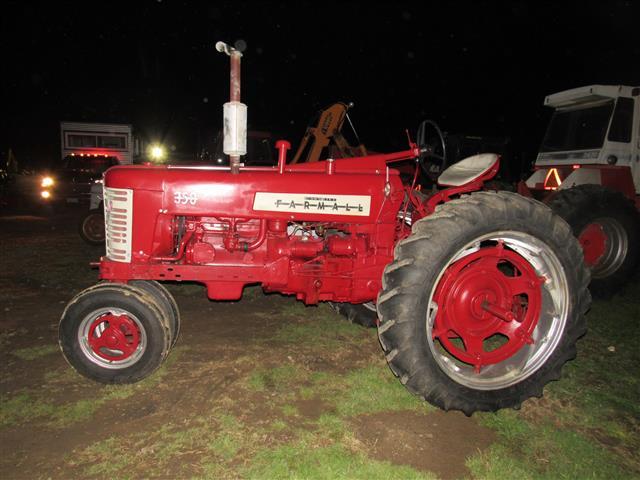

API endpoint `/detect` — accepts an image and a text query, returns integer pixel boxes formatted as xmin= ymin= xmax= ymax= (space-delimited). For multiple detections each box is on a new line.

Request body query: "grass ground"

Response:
xmin=1 ymin=213 xmax=639 ymax=479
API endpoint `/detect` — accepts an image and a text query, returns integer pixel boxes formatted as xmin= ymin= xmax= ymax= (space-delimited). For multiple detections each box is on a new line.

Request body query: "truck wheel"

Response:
xmin=59 ymin=284 xmax=172 ymax=383
xmin=79 ymin=209 xmax=105 ymax=245
xmin=130 ymin=280 xmax=181 ymax=346
xmin=548 ymin=185 xmax=640 ymax=298
xmin=377 ymin=191 xmax=590 ymax=415
xmin=329 ymin=302 xmax=378 ymax=328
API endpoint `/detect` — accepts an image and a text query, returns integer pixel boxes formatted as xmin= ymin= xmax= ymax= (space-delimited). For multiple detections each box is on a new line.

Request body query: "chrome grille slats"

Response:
xmin=104 ymin=187 xmax=133 ymax=262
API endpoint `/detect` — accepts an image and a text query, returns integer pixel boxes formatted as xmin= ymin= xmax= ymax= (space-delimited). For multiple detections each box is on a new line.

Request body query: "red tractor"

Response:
xmin=59 ymin=43 xmax=590 ymax=415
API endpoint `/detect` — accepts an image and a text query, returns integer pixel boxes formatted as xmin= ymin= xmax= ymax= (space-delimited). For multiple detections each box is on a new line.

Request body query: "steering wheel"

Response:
xmin=417 ymin=119 xmax=447 ymax=182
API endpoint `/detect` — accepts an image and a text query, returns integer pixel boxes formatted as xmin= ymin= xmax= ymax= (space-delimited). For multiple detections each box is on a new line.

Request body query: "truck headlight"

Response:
xmin=41 ymin=176 xmax=55 ymax=187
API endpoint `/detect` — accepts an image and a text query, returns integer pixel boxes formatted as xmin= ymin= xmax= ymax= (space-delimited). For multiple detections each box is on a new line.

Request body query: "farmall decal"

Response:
xmin=253 ymin=192 xmax=371 ymax=216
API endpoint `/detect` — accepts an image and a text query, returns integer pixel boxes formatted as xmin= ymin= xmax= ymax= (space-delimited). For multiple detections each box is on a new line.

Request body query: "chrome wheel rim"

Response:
xmin=426 ymin=231 xmax=569 ymax=390
xmin=583 ymin=217 xmax=628 ymax=279
xmin=78 ymin=307 xmax=147 ymax=369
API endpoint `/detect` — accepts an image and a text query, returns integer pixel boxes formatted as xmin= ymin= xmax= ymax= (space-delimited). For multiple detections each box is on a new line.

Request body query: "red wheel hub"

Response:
xmin=432 ymin=243 xmax=544 ymax=372
xmin=578 ymin=222 xmax=607 ymax=267
xmin=88 ymin=314 xmax=140 ymax=361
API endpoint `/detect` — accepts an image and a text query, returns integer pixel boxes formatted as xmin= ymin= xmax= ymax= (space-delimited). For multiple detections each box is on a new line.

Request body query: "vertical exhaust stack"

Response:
xmin=216 ymin=41 xmax=247 ymax=174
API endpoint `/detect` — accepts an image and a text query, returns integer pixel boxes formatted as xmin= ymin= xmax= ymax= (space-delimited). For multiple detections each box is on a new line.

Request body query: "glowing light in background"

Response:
xmin=148 ymin=144 xmax=166 ymax=162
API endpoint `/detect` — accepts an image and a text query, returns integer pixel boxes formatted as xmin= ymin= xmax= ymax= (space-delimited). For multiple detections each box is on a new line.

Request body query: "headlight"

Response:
xmin=148 ymin=144 xmax=166 ymax=162
xmin=41 ymin=190 xmax=51 ymax=199
xmin=41 ymin=176 xmax=54 ymax=187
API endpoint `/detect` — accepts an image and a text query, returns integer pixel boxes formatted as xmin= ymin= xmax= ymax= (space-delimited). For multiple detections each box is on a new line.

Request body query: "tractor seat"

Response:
xmin=437 ymin=153 xmax=499 ymax=187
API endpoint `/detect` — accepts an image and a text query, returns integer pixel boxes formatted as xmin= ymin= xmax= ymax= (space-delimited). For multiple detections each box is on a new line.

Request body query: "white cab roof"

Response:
xmin=545 ymin=85 xmax=639 ymax=108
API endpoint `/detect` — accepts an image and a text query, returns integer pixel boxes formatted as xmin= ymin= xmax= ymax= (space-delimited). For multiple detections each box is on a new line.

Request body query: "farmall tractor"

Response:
xmin=520 ymin=85 xmax=640 ymax=297
xmin=59 ymin=43 xmax=590 ymax=415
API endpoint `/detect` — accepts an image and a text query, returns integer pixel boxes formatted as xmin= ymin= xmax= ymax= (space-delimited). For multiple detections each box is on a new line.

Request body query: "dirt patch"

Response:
xmin=352 ymin=409 xmax=495 ymax=480
xmin=294 ymin=396 xmax=334 ymax=420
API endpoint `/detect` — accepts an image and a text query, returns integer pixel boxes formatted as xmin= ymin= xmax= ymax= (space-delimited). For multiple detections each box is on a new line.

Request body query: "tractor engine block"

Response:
xmin=99 ymin=158 xmax=406 ymax=304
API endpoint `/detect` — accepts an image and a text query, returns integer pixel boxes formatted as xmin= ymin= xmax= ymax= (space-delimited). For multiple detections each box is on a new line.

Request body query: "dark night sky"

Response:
xmin=1 ymin=0 xmax=638 ymax=167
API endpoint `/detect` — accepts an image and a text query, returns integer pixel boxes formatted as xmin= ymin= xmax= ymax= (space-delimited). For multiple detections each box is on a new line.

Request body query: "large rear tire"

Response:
xmin=548 ymin=185 xmax=640 ymax=298
xmin=377 ymin=191 xmax=590 ymax=415
xmin=59 ymin=283 xmax=172 ymax=383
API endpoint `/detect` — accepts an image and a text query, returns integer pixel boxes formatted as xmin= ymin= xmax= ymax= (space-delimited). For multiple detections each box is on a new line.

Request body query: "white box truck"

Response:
xmin=60 ymin=122 xmax=136 ymax=164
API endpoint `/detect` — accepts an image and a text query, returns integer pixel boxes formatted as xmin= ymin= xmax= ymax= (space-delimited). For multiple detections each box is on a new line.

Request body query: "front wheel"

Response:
xmin=79 ymin=209 xmax=105 ymax=245
xmin=130 ymin=280 xmax=181 ymax=346
xmin=377 ymin=192 xmax=590 ymax=415
xmin=59 ymin=283 xmax=172 ymax=383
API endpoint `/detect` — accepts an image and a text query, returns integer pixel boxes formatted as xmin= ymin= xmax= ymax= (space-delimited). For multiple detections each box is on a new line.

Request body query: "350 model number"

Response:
xmin=173 ymin=191 xmax=198 ymax=206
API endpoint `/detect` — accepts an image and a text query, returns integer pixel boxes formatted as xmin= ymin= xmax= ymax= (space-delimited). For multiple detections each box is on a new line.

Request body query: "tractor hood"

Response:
xmin=103 ymin=155 xmax=407 ymax=223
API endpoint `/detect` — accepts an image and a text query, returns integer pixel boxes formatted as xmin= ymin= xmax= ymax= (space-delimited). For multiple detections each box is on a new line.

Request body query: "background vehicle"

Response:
xmin=78 ymin=180 xmax=106 ymax=245
xmin=520 ymin=85 xmax=640 ymax=296
xmin=40 ymin=154 xmax=118 ymax=207
xmin=58 ymin=122 xmax=140 ymax=242
xmin=60 ymin=122 xmax=136 ymax=165
xmin=42 ymin=122 xmax=138 ymax=206
xmin=290 ymin=102 xmax=367 ymax=164
xmin=58 ymin=42 xmax=590 ymax=416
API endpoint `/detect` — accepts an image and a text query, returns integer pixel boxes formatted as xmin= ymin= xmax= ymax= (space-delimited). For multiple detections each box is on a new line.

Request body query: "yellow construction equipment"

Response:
xmin=290 ymin=102 xmax=367 ymax=164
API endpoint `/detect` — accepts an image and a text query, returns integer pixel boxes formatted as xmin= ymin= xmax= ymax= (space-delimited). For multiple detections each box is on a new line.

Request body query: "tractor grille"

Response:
xmin=104 ymin=187 xmax=133 ymax=263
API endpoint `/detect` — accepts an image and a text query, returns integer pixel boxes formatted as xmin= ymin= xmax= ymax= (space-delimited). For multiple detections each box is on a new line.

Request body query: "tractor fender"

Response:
xmin=558 ymin=168 xmax=601 ymax=190
xmin=525 ymin=169 xmax=547 ymax=189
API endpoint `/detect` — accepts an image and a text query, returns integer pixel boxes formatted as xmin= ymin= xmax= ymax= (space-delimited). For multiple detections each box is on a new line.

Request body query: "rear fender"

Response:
xmin=558 ymin=168 xmax=601 ymax=190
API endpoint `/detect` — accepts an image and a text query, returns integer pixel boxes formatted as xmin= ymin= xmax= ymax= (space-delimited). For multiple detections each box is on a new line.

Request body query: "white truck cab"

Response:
xmin=520 ymin=85 xmax=640 ymax=298
xmin=527 ymin=85 xmax=639 ymax=198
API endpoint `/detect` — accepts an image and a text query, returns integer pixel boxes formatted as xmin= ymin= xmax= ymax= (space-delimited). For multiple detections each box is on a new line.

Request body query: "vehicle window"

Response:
xmin=541 ymin=100 xmax=614 ymax=152
xmin=97 ymin=135 xmax=126 ymax=149
xmin=68 ymin=134 xmax=97 ymax=148
xmin=607 ymin=97 xmax=634 ymax=143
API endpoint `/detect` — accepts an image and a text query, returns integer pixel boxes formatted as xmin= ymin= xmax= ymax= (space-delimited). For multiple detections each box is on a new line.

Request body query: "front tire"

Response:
xmin=548 ymin=185 xmax=640 ymax=298
xmin=377 ymin=192 xmax=590 ymax=415
xmin=130 ymin=280 xmax=181 ymax=347
xmin=59 ymin=283 xmax=172 ymax=383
